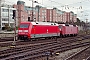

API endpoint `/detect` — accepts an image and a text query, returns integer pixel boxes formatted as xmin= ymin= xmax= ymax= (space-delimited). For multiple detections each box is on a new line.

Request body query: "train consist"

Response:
xmin=18 ymin=22 xmax=78 ymax=40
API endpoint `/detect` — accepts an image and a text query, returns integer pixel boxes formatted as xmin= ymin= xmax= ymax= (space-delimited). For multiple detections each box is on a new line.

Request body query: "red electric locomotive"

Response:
xmin=18 ymin=22 xmax=60 ymax=40
xmin=58 ymin=24 xmax=78 ymax=37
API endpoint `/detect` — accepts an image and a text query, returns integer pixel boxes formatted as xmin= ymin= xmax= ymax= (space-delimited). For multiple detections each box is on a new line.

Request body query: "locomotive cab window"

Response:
xmin=20 ymin=24 xmax=29 ymax=28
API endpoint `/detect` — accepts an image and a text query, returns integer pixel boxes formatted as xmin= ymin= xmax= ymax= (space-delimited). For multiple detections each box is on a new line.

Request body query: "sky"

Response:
xmin=4 ymin=0 xmax=90 ymax=22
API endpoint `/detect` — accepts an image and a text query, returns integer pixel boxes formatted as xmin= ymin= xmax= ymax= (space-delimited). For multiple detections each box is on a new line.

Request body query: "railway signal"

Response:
xmin=12 ymin=10 xmax=17 ymax=46
xmin=12 ymin=10 xmax=16 ymax=19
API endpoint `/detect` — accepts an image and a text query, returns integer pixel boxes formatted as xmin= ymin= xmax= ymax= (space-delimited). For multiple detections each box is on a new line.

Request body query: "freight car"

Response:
xmin=18 ymin=22 xmax=60 ymax=40
xmin=18 ymin=22 xmax=78 ymax=40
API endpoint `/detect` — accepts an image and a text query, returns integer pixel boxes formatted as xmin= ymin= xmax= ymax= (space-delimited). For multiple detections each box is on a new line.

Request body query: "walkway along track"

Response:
xmin=0 ymin=35 xmax=90 ymax=60
xmin=0 ymin=37 xmax=14 ymax=42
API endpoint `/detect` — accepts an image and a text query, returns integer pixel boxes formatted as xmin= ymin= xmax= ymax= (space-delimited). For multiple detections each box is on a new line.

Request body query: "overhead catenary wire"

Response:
xmin=47 ymin=0 xmax=90 ymax=10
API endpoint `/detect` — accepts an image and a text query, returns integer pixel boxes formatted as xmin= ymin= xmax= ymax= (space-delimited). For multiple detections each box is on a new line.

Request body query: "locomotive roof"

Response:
xmin=59 ymin=24 xmax=78 ymax=27
xmin=31 ymin=22 xmax=59 ymax=26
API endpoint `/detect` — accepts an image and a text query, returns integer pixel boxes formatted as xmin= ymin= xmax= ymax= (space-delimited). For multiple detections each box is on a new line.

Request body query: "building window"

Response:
xmin=42 ymin=10 xmax=46 ymax=13
xmin=33 ymin=12 xmax=35 ymax=14
xmin=2 ymin=23 xmax=6 ymax=27
xmin=28 ymin=11 xmax=30 ymax=14
xmin=2 ymin=9 xmax=8 ymax=12
xmin=10 ymin=14 xmax=13 ymax=16
xmin=2 ymin=18 xmax=8 ymax=21
xmin=42 ymin=13 xmax=44 ymax=16
xmin=10 ymin=9 xmax=13 ymax=12
xmin=2 ymin=13 xmax=8 ymax=17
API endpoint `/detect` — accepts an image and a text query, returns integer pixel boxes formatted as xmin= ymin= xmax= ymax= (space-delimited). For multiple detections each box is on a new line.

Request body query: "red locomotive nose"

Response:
xmin=18 ymin=22 xmax=31 ymax=40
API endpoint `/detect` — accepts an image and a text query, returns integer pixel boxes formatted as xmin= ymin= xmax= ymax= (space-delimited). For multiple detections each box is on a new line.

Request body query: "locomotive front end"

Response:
xmin=18 ymin=22 xmax=30 ymax=40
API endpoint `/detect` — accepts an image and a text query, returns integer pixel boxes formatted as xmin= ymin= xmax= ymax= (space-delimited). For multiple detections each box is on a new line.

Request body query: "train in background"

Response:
xmin=59 ymin=24 xmax=78 ymax=37
xmin=18 ymin=22 xmax=78 ymax=40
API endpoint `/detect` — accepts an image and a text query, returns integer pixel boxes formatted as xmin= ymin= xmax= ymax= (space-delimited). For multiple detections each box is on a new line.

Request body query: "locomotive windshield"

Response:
xmin=20 ymin=24 xmax=29 ymax=28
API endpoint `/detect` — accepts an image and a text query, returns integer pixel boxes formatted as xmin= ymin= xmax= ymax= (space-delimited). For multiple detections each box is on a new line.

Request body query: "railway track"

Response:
xmin=65 ymin=46 xmax=90 ymax=60
xmin=0 ymin=41 xmax=89 ymax=60
xmin=0 ymin=34 xmax=90 ymax=60
xmin=0 ymin=34 xmax=90 ymax=47
xmin=0 ymin=35 xmax=90 ymax=60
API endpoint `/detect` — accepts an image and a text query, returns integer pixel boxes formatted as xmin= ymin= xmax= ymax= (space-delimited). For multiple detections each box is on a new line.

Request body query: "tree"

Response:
xmin=5 ymin=23 xmax=10 ymax=30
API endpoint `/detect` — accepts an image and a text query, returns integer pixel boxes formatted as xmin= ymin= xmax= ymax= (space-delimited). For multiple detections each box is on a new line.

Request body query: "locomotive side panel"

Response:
xmin=72 ymin=26 xmax=78 ymax=34
xmin=30 ymin=25 xmax=60 ymax=38
xmin=65 ymin=26 xmax=71 ymax=34
xmin=59 ymin=24 xmax=78 ymax=37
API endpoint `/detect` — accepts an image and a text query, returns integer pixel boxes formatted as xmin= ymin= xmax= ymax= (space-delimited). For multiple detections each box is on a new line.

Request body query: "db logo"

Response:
xmin=47 ymin=29 xmax=48 ymax=33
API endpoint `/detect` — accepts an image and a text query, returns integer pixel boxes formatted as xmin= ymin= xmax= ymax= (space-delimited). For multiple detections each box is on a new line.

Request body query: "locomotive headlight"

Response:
xmin=24 ymin=30 xmax=28 ymax=32
xmin=19 ymin=30 xmax=22 ymax=32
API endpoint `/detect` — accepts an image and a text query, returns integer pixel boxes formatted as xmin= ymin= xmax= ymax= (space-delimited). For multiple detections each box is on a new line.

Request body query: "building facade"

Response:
xmin=0 ymin=0 xmax=78 ymax=30
xmin=13 ymin=1 xmax=77 ymax=26
xmin=0 ymin=4 xmax=17 ymax=30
